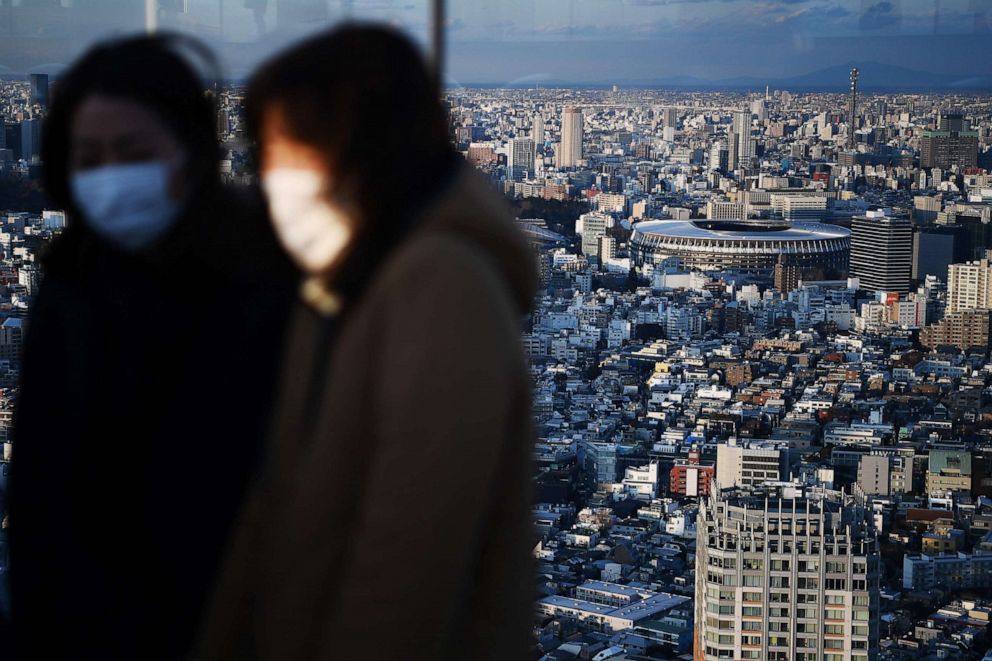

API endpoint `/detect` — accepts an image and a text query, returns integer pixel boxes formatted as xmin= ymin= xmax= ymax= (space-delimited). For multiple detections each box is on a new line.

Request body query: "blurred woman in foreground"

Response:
xmin=198 ymin=25 xmax=537 ymax=660
xmin=9 ymin=36 xmax=295 ymax=659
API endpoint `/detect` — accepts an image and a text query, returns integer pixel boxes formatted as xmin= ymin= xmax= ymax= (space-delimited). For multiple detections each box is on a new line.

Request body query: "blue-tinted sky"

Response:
xmin=0 ymin=0 xmax=989 ymax=84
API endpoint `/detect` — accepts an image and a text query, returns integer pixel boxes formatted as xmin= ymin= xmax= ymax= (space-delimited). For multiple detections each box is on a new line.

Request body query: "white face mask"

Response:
xmin=261 ymin=168 xmax=353 ymax=274
xmin=70 ymin=161 xmax=181 ymax=252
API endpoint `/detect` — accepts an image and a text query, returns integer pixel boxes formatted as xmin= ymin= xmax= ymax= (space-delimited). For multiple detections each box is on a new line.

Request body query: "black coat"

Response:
xmin=8 ymin=184 xmax=296 ymax=659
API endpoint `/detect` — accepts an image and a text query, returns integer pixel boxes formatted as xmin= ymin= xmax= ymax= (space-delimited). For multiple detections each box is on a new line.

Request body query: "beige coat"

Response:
xmin=197 ymin=164 xmax=537 ymax=660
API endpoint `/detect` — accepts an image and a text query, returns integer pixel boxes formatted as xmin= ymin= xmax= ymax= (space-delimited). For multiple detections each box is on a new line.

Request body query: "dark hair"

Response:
xmin=247 ymin=24 xmax=453 ymax=304
xmin=42 ymin=33 xmax=220 ymax=215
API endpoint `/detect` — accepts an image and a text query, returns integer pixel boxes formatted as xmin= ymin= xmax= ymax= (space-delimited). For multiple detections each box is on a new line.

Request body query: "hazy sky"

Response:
xmin=1 ymin=0 xmax=989 ymax=83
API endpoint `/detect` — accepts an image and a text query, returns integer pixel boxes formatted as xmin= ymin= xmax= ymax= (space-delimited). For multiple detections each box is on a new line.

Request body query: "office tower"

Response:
xmin=532 ymin=114 xmax=545 ymax=145
xmin=750 ymin=99 xmax=768 ymax=123
xmin=849 ymin=210 xmax=913 ymax=293
xmin=733 ymin=110 xmax=754 ymax=167
xmin=578 ymin=212 xmax=609 ymax=259
xmin=947 ymin=257 xmax=992 ymax=314
xmin=913 ymin=224 xmax=969 ymax=282
xmin=726 ymin=132 xmax=740 ymax=170
xmin=695 ymin=485 xmax=880 ymax=661
xmin=558 ymin=106 xmax=584 ymax=168
xmin=709 ymin=141 xmax=728 ymax=172
xmin=662 ymin=107 xmax=678 ymax=129
xmin=847 ymin=67 xmax=859 ymax=150
xmin=705 ymin=201 xmax=746 ymax=221
xmin=20 ymin=119 xmax=41 ymax=164
xmin=637 ymin=170 xmax=655 ymax=192
xmin=921 ymin=112 xmax=979 ymax=169
xmin=30 ymin=74 xmax=49 ymax=108
xmin=939 ymin=112 xmax=966 ymax=132
xmin=4 ymin=122 xmax=21 ymax=161
xmin=507 ymin=138 xmax=535 ymax=182
xmin=780 ymin=196 xmax=827 ymax=223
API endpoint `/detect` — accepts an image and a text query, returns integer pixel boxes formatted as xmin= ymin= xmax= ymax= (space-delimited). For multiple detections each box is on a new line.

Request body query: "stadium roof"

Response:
xmin=632 ymin=219 xmax=850 ymax=242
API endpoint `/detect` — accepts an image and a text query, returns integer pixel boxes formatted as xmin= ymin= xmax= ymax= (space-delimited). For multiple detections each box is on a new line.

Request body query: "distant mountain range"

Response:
xmin=473 ymin=61 xmax=992 ymax=91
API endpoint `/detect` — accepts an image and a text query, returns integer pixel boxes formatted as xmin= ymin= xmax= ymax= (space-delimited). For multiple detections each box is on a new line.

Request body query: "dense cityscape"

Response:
xmin=3 ymin=67 xmax=992 ymax=659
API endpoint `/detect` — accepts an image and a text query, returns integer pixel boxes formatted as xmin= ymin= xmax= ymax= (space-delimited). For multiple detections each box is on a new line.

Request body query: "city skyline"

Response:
xmin=0 ymin=0 xmax=990 ymax=84
xmin=2 ymin=10 xmax=992 ymax=657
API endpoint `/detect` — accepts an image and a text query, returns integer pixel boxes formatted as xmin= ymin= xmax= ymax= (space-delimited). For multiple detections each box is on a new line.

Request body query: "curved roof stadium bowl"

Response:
xmin=630 ymin=219 xmax=851 ymax=276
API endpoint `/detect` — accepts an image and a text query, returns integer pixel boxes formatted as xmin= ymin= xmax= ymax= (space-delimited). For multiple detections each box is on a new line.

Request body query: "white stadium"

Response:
xmin=630 ymin=219 xmax=850 ymax=279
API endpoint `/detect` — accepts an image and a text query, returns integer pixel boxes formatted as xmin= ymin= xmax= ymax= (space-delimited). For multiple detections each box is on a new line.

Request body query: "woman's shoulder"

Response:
xmin=351 ymin=162 xmax=536 ymax=324
xmin=377 ymin=231 xmax=504 ymax=298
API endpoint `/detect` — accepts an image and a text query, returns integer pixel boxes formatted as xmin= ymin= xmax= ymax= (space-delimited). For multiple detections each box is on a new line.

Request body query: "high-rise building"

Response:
xmin=695 ymin=484 xmax=880 ymax=661
xmin=732 ymin=110 xmax=754 ymax=167
xmin=847 ymin=67 xmax=859 ymax=150
xmin=598 ymin=236 xmax=617 ymax=262
xmin=558 ymin=106 xmax=584 ymax=169
xmin=919 ymin=308 xmax=991 ymax=352
xmin=750 ymin=99 xmax=768 ymax=123
xmin=532 ymin=114 xmax=545 ymax=145
xmin=709 ymin=141 xmax=728 ymax=172
xmin=849 ymin=210 xmax=913 ymax=293
xmin=506 ymin=138 xmax=535 ymax=182
xmin=578 ymin=212 xmax=610 ymax=259
xmin=725 ymin=132 xmax=741 ymax=171
xmin=661 ymin=107 xmax=678 ymax=129
xmin=921 ymin=112 xmax=979 ymax=170
xmin=947 ymin=257 xmax=992 ymax=314
xmin=780 ymin=196 xmax=827 ymax=223
xmin=20 ymin=119 xmax=41 ymax=164
xmin=29 ymin=73 xmax=49 ymax=108
xmin=913 ymin=224 xmax=970 ymax=282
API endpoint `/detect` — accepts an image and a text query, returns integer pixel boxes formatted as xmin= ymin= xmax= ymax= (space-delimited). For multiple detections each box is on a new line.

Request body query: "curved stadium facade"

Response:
xmin=630 ymin=219 xmax=850 ymax=279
